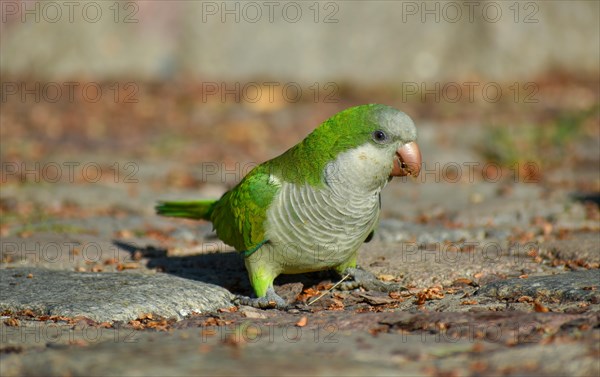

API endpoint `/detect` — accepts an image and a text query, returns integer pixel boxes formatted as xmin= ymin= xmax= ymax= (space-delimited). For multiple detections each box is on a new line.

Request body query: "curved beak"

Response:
xmin=391 ymin=141 xmax=422 ymax=177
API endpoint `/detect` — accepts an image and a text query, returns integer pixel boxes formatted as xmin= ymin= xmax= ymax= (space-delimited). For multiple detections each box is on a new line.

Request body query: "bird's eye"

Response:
xmin=372 ymin=130 xmax=388 ymax=144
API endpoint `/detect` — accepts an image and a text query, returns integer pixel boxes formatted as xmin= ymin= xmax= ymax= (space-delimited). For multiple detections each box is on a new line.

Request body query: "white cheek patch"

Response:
xmin=328 ymin=144 xmax=394 ymax=190
xmin=347 ymin=144 xmax=391 ymax=173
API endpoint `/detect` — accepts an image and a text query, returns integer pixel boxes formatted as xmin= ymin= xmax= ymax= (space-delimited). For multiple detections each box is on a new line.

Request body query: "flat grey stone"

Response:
xmin=0 ymin=268 xmax=233 ymax=322
xmin=477 ymin=270 xmax=600 ymax=302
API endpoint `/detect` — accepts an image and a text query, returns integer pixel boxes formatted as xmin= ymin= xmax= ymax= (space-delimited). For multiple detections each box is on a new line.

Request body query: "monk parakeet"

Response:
xmin=157 ymin=104 xmax=421 ymax=308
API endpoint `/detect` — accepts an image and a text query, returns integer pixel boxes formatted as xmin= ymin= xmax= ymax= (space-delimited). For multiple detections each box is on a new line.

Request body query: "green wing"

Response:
xmin=210 ymin=164 xmax=280 ymax=253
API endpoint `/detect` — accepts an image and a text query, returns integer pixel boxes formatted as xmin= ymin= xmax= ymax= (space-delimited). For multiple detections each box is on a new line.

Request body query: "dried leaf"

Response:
xmin=117 ymin=262 xmax=140 ymax=270
xmin=91 ymin=265 xmax=103 ymax=272
xmin=452 ymin=278 xmax=474 ymax=286
xmin=104 ymin=258 xmax=118 ymax=265
xmin=517 ymin=296 xmax=534 ymax=303
xmin=4 ymin=318 xmax=20 ymax=327
xmin=297 ymin=287 xmax=320 ymax=302
xmin=534 ymin=301 xmax=549 ymax=313
xmin=295 ymin=316 xmax=308 ymax=327
xmin=377 ymin=274 xmax=396 ymax=282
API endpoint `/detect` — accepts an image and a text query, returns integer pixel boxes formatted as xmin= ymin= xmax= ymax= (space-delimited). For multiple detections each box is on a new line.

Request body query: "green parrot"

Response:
xmin=156 ymin=104 xmax=421 ymax=308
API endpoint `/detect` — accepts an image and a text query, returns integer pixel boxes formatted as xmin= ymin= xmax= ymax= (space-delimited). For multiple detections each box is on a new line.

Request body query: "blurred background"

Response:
xmin=1 ymin=0 xmax=598 ymax=235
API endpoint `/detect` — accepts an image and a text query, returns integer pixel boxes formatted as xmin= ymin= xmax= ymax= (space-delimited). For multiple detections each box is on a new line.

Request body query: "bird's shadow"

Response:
xmin=112 ymin=240 xmax=331 ymax=296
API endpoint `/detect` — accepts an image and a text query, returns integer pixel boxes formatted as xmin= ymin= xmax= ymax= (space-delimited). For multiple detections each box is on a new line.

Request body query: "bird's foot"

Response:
xmin=338 ymin=267 xmax=407 ymax=293
xmin=233 ymin=286 xmax=287 ymax=310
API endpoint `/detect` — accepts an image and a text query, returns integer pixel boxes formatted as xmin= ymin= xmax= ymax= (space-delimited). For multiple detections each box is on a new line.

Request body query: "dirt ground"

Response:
xmin=1 ymin=78 xmax=599 ymax=376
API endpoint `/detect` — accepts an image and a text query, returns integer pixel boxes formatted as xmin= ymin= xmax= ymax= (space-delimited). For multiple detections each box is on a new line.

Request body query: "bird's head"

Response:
xmin=316 ymin=104 xmax=422 ymax=191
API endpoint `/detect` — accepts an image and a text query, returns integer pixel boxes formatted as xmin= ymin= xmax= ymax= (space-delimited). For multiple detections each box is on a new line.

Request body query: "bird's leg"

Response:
xmin=235 ymin=254 xmax=287 ymax=309
xmin=337 ymin=267 xmax=407 ymax=293
xmin=233 ymin=286 xmax=287 ymax=309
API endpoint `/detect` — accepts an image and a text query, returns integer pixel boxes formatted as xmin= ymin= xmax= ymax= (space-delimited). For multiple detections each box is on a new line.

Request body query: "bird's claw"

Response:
xmin=233 ymin=287 xmax=288 ymax=310
xmin=337 ymin=280 xmax=361 ymax=291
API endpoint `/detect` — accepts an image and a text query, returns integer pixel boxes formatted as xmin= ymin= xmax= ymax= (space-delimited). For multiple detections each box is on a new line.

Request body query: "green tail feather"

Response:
xmin=155 ymin=200 xmax=216 ymax=220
